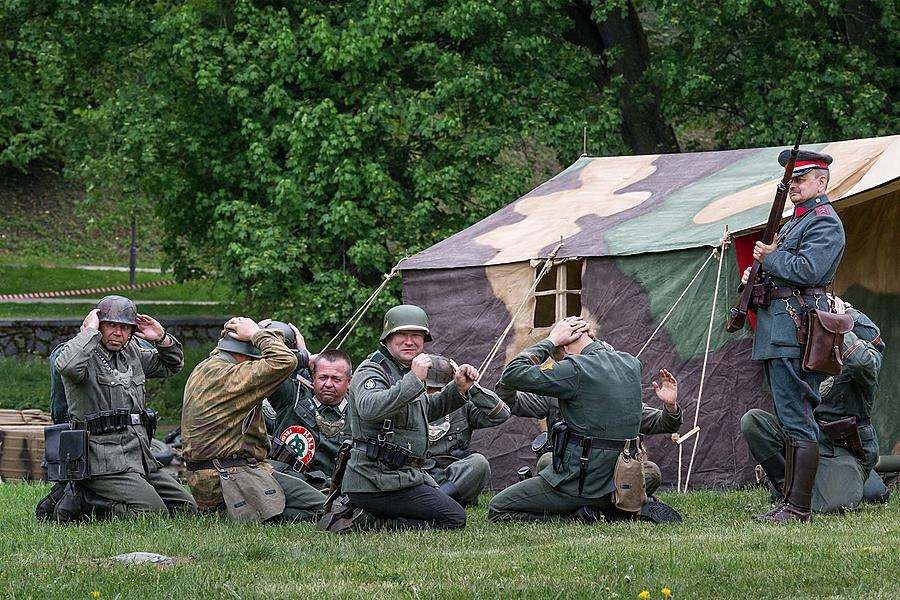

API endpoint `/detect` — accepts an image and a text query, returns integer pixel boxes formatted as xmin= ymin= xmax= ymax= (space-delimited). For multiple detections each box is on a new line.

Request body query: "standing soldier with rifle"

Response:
xmin=730 ymin=124 xmax=846 ymax=523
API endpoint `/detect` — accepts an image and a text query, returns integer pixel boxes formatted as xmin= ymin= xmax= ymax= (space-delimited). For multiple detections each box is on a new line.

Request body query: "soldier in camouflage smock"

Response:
xmin=182 ymin=317 xmax=325 ymax=522
xmin=46 ymin=296 xmax=196 ymax=521
xmin=423 ymin=354 xmax=510 ymax=506
xmin=742 ymin=149 xmax=845 ymax=523
xmin=742 ymin=302 xmax=889 ymax=512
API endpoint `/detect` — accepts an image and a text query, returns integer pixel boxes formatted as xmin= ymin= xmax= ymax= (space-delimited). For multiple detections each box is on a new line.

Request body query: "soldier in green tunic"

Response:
xmin=47 ymin=295 xmax=196 ymax=521
xmin=488 ymin=317 xmax=680 ymax=523
xmin=268 ymin=343 xmax=354 ymax=490
xmin=423 ymin=355 xmax=510 ymax=506
xmin=498 ymin=370 xmax=682 ymax=497
xmin=742 ymin=302 xmax=889 ymax=512
xmin=182 ymin=317 xmax=325 ymax=522
xmin=741 ymin=149 xmax=845 ymax=523
xmin=332 ymin=304 xmax=481 ymax=531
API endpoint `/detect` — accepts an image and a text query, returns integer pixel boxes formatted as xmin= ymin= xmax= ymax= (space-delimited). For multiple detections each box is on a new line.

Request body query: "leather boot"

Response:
xmin=35 ymin=482 xmax=67 ymax=522
xmin=571 ymin=505 xmax=603 ymax=523
xmin=752 ymin=453 xmax=787 ymax=518
xmin=757 ymin=439 xmax=818 ymax=523
xmin=54 ymin=482 xmax=124 ymax=523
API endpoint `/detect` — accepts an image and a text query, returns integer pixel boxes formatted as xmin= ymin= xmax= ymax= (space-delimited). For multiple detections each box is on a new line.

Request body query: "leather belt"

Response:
xmin=353 ymin=439 xmax=427 ymax=468
xmin=567 ymin=433 xmax=639 ymax=456
xmin=186 ymin=457 xmax=253 ymax=471
xmin=769 ymin=286 xmax=828 ymax=300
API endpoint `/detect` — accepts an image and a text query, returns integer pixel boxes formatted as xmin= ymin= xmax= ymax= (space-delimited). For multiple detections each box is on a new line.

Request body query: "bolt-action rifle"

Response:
xmin=725 ymin=121 xmax=808 ymax=333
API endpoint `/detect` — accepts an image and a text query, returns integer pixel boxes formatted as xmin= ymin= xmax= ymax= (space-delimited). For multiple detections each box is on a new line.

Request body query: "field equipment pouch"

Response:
xmin=803 ymin=310 xmax=853 ymax=375
xmin=216 ymin=459 xmax=285 ymax=523
xmin=820 ymin=416 xmax=866 ymax=462
xmin=612 ymin=438 xmax=647 ymax=513
xmin=45 ymin=423 xmax=89 ymax=481
xmin=268 ymin=436 xmax=307 ymax=473
xmin=749 ymin=278 xmax=773 ymax=310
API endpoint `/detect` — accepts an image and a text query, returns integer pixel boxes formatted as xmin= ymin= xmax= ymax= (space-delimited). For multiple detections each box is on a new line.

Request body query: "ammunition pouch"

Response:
xmin=820 ymin=416 xmax=866 ymax=462
xmin=77 ymin=409 xmax=144 ymax=436
xmin=354 ymin=438 xmax=426 ymax=469
xmin=550 ymin=421 xmax=568 ymax=473
xmin=268 ymin=436 xmax=308 ymax=473
xmin=44 ymin=423 xmax=90 ymax=481
xmin=803 ymin=309 xmax=853 ymax=376
xmin=749 ymin=279 xmax=773 ymax=310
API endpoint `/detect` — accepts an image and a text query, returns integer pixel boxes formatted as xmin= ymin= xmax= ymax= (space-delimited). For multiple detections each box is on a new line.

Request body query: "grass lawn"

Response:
xmin=0 ymin=485 xmax=896 ymax=599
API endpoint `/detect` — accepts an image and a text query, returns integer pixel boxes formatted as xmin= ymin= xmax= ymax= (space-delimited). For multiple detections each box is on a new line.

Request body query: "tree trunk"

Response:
xmin=565 ymin=1 xmax=679 ymax=154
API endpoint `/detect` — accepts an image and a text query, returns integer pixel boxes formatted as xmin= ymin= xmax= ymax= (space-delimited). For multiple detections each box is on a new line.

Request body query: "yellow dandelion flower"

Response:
xmin=91 ymin=593 xmax=101 ymax=599
xmin=662 ymin=588 xmax=672 ymax=597
xmin=639 ymin=591 xmax=650 ymax=599
xmin=863 ymin=546 xmax=871 ymax=552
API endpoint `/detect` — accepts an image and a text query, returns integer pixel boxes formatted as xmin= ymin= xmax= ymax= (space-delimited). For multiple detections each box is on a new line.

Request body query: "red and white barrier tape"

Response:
xmin=0 ymin=279 xmax=177 ymax=301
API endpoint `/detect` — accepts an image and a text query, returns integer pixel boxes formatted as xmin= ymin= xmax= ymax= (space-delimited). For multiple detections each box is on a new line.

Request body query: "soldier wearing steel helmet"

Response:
xmin=320 ymin=304 xmax=480 ymax=531
xmin=423 ymin=354 xmax=510 ymax=507
xmin=181 ymin=317 xmax=326 ymax=522
xmin=42 ymin=295 xmax=196 ymax=522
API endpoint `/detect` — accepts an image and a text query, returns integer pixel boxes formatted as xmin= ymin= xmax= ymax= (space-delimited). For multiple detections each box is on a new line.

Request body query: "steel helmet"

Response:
xmin=216 ymin=332 xmax=262 ymax=359
xmin=380 ymin=304 xmax=432 ymax=342
xmin=425 ymin=354 xmax=455 ymax=389
xmin=96 ymin=295 xmax=137 ymax=328
xmin=262 ymin=320 xmax=297 ymax=349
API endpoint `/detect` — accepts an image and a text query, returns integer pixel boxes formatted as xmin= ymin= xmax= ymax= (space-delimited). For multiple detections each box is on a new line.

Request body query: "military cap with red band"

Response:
xmin=778 ymin=148 xmax=833 ymax=178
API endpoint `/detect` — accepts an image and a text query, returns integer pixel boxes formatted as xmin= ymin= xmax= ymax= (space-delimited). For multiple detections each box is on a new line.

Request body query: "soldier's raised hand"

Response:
xmin=135 ymin=314 xmax=166 ymax=342
xmin=411 ymin=352 xmax=433 ymax=384
xmin=81 ymin=309 xmax=101 ymax=332
xmin=652 ymin=368 xmax=678 ymax=409
xmin=548 ymin=316 xmax=589 ymax=347
xmin=223 ymin=317 xmax=260 ymax=342
xmin=454 ymin=364 xmax=479 ymax=395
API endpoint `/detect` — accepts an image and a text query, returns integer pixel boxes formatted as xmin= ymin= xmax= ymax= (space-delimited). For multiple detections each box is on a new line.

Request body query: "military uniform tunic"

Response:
xmin=182 ymin=330 xmax=325 ymax=520
xmin=268 ymin=376 xmax=351 ymax=488
xmin=488 ymin=339 xmax=643 ymax=521
xmin=754 ymin=194 xmax=845 ymax=441
xmin=425 ymin=385 xmax=510 ymax=505
xmin=55 ymin=329 xmax=196 ymax=515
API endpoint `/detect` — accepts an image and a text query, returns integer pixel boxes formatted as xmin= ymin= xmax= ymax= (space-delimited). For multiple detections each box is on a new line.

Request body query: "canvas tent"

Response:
xmin=399 ymin=135 xmax=900 ymax=490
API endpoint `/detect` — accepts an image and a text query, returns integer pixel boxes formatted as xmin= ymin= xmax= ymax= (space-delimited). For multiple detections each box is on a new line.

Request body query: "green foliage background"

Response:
xmin=2 ymin=0 xmax=898 ymax=356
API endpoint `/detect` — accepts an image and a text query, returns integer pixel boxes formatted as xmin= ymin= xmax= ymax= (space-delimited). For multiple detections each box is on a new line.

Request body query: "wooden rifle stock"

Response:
xmin=725 ymin=122 xmax=808 ymax=333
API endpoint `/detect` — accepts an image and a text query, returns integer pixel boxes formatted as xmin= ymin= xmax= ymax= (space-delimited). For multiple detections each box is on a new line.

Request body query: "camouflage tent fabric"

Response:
xmin=400 ymin=135 xmax=900 ymax=490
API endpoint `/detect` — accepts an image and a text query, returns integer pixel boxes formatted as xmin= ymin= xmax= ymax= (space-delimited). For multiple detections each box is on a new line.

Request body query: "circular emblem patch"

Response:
xmin=364 ymin=379 xmax=376 ymax=390
xmin=279 ymin=425 xmax=316 ymax=464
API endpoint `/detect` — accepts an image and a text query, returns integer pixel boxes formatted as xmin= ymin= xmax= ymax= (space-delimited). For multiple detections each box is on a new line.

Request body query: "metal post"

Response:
xmin=129 ymin=213 xmax=137 ymax=287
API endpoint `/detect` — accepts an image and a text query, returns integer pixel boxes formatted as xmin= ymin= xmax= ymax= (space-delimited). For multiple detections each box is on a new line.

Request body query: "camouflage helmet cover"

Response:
xmin=425 ymin=354 xmax=455 ymax=389
xmin=96 ymin=295 xmax=137 ymax=328
xmin=380 ymin=304 xmax=432 ymax=342
xmin=216 ymin=332 xmax=263 ymax=359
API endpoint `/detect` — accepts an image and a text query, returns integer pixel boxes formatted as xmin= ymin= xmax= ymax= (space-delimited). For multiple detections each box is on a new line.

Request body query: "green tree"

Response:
xmin=643 ymin=0 xmax=900 ymax=149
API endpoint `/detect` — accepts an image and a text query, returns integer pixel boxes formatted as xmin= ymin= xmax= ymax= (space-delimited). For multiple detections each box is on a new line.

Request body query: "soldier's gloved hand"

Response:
xmin=454 ymin=364 xmax=479 ymax=396
xmin=548 ymin=317 xmax=589 ymax=347
xmin=224 ymin=317 xmax=260 ymax=341
xmin=81 ymin=309 xmax=100 ymax=332
xmin=411 ymin=353 xmax=433 ymax=385
xmin=135 ymin=314 xmax=166 ymax=342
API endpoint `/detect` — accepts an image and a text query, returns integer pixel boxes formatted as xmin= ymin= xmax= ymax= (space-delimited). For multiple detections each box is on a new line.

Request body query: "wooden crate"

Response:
xmin=0 ymin=425 xmax=47 ymax=481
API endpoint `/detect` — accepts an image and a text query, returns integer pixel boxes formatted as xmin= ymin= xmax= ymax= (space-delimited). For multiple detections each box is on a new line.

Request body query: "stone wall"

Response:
xmin=0 ymin=317 xmax=228 ymax=357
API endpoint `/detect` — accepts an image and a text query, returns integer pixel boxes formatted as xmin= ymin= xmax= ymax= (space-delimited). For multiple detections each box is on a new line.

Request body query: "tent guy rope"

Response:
xmin=323 ymin=256 xmax=409 ymax=350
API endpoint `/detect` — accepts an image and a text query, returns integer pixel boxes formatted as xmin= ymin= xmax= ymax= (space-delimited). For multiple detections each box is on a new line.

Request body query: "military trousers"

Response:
xmin=487 ymin=475 xmax=613 ymax=522
xmin=741 ymin=408 xmax=872 ymax=513
xmin=536 ymin=453 xmax=663 ymax=496
xmin=427 ymin=453 xmax=491 ymax=506
xmin=269 ymin=462 xmax=326 ymax=522
xmin=347 ymin=483 xmax=466 ymax=530
xmin=764 ymin=357 xmax=824 ymax=441
xmin=82 ymin=469 xmax=197 ymax=517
